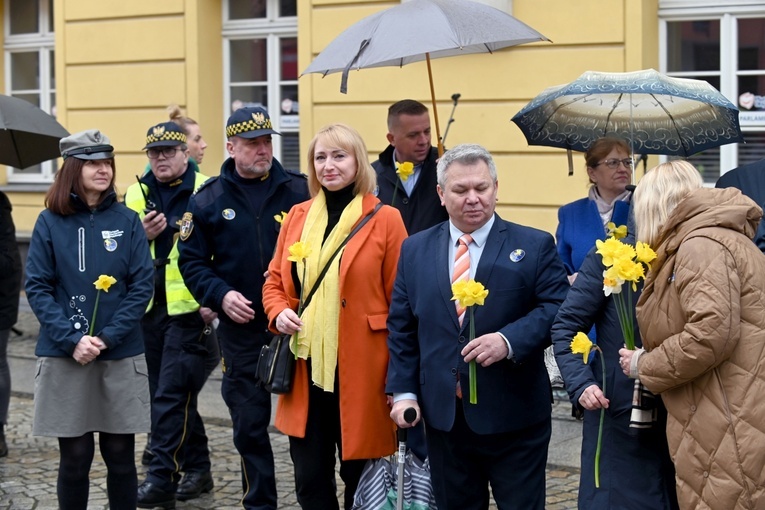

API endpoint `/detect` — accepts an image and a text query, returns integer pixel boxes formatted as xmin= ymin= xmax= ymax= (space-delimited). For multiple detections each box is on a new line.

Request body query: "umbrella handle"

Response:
xmin=396 ymin=407 xmax=417 ymax=510
xmin=396 ymin=407 xmax=417 ymax=443
xmin=425 ymin=53 xmax=445 ymax=158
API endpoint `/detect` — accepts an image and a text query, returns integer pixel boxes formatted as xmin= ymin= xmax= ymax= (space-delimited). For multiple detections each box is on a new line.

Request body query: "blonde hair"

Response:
xmin=633 ymin=160 xmax=703 ymax=247
xmin=166 ymin=104 xmax=198 ymax=134
xmin=306 ymin=123 xmax=377 ymax=197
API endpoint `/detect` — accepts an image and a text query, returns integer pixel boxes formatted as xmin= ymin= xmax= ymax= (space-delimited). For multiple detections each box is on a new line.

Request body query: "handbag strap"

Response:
xmin=300 ymin=201 xmax=382 ymax=311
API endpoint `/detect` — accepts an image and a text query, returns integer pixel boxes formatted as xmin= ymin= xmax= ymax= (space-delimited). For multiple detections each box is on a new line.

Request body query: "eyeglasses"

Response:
xmin=146 ymin=147 xmax=182 ymax=160
xmin=596 ymin=158 xmax=634 ymax=169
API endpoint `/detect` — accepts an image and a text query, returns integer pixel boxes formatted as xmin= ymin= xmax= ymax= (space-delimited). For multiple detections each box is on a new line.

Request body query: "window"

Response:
xmin=4 ymin=0 xmax=56 ymax=183
xmin=660 ymin=2 xmax=765 ymax=182
xmin=223 ymin=0 xmax=299 ymax=170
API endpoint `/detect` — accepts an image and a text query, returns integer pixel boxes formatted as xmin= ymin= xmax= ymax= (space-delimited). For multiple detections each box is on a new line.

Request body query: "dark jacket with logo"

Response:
xmin=372 ymin=145 xmax=447 ymax=234
xmin=25 ymin=193 xmax=154 ymax=359
xmin=0 ymin=191 xmax=21 ymax=331
xmin=178 ymin=157 xmax=309 ymax=354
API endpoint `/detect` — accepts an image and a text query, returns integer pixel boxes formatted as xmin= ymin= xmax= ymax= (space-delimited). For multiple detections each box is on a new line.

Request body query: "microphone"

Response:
xmin=451 ymin=93 xmax=461 ymax=104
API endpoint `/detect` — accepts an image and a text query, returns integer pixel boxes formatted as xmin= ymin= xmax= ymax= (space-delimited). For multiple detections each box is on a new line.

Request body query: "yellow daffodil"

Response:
xmin=93 ymin=275 xmax=117 ymax=292
xmin=635 ymin=241 xmax=657 ymax=265
xmin=570 ymin=331 xmax=593 ymax=364
xmin=274 ymin=211 xmax=288 ymax=224
xmin=396 ymin=161 xmax=414 ymax=181
xmin=287 ymin=241 xmax=312 ymax=262
xmin=450 ymin=278 xmax=489 ymax=405
xmin=451 ymin=280 xmax=489 ymax=308
xmin=570 ymin=330 xmax=606 ymax=488
xmin=89 ymin=275 xmax=117 ymax=336
xmin=595 ymin=237 xmax=635 ymax=267
xmin=597 ymin=235 xmax=653 ymax=351
xmin=606 ymin=222 xmax=628 ymax=240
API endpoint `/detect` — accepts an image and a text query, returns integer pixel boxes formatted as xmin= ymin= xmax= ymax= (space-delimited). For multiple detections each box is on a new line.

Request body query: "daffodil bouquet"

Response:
xmin=287 ymin=241 xmax=312 ymax=359
xmin=451 ymin=279 xmax=489 ymax=404
xmin=391 ymin=161 xmax=414 ymax=207
xmin=571 ymin=331 xmax=606 ymax=487
xmin=595 ymin=223 xmax=656 ymax=350
xmin=90 ymin=275 xmax=116 ymax=335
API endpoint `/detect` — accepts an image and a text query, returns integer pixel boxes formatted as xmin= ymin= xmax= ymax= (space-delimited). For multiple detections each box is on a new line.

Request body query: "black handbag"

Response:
xmin=256 ymin=203 xmax=383 ymax=394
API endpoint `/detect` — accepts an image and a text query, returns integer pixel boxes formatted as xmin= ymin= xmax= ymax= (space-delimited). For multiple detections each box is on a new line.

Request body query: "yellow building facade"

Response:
xmin=2 ymin=0 xmax=764 ymax=237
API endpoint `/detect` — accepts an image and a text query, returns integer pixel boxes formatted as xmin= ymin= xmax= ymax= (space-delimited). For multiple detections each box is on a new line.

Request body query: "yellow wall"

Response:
xmin=299 ymin=0 xmax=659 ymax=234
xmin=8 ymin=0 xmax=223 ymax=232
xmin=3 ymin=0 xmax=659 ymax=236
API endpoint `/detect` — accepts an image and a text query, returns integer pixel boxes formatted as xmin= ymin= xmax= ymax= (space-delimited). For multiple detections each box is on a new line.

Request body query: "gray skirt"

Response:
xmin=33 ymin=354 xmax=150 ymax=437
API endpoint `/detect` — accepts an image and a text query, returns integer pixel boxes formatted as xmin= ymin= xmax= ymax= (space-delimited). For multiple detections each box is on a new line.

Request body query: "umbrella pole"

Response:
xmin=426 ymin=53 xmax=445 ymax=157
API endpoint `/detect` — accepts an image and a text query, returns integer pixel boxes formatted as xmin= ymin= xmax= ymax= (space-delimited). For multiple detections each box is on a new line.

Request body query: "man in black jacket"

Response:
xmin=0 ymin=191 xmax=21 ymax=458
xmin=178 ymin=106 xmax=309 ymax=510
xmin=372 ymin=99 xmax=448 ymax=234
xmin=715 ymin=159 xmax=765 ymax=252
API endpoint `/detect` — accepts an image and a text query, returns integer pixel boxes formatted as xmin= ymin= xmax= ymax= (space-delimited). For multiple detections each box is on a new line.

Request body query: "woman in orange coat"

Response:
xmin=262 ymin=123 xmax=408 ymax=509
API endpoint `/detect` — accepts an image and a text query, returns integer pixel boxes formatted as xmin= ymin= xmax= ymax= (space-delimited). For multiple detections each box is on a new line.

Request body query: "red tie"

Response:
xmin=452 ymin=234 xmax=473 ymax=326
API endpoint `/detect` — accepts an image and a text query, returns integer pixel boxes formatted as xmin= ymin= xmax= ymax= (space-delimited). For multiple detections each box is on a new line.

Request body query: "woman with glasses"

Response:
xmin=556 ymin=137 xmax=633 ymax=283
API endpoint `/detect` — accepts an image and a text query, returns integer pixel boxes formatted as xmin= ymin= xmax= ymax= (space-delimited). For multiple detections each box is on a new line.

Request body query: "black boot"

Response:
xmin=0 ymin=424 xmax=7 ymax=457
xmin=137 ymin=481 xmax=176 ymax=509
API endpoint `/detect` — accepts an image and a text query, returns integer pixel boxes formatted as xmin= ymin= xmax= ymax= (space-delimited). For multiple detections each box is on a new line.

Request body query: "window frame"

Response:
xmin=222 ymin=0 xmax=298 ymax=168
xmin=3 ymin=0 xmax=56 ymax=184
xmin=659 ymin=1 xmax=765 ymax=179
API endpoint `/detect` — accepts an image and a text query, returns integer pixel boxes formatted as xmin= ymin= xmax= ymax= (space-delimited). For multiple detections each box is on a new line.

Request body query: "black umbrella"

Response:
xmin=0 ymin=94 xmax=69 ymax=169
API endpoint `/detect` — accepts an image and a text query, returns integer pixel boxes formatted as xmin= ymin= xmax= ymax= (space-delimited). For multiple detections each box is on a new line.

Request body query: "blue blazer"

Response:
xmin=386 ymin=215 xmax=570 ymax=434
xmin=556 ymin=198 xmax=630 ymax=275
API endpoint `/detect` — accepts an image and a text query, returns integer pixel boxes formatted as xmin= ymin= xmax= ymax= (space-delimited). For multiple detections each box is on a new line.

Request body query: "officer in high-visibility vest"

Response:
xmin=127 ymin=122 xmax=215 ymax=510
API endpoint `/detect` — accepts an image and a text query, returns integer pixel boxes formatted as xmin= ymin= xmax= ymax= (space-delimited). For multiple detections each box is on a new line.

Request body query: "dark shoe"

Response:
xmin=176 ymin=471 xmax=214 ymax=501
xmin=137 ymin=481 xmax=176 ymax=509
xmin=0 ymin=427 xmax=7 ymax=458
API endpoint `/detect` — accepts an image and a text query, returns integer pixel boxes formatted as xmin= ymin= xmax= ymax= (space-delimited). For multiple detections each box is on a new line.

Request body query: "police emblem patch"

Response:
xmin=509 ymin=249 xmax=525 ymax=262
xmin=252 ymin=112 xmax=266 ymax=125
xmin=222 ymin=208 xmax=236 ymax=220
xmin=152 ymin=125 xmax=166 ymax=137
xmin=104 ymin=238 xmax=117 ymax=252
xmin=179 ymin=212 xmax=194 ymax=241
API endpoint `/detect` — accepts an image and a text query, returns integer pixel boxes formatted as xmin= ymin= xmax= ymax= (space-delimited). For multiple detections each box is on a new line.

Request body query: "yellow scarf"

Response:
xmin=293 ymin=190 xmax=363 ymax=391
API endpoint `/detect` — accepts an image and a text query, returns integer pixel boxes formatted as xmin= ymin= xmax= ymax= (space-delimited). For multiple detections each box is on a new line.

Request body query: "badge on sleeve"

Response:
xmin=222 ymin=208 xmax=236 ymax=220
xmin=179 ymin=212 xmax=194 ymax=241
xmin=509 ymin=249 xmax=525 ymax=262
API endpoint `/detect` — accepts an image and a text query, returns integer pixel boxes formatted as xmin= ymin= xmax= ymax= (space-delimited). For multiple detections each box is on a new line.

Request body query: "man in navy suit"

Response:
xmin=387 ymin=144 xmax=569 ymax=510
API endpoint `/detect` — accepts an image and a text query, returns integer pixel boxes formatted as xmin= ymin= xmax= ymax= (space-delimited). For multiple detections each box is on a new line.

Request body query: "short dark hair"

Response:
xmin=45 ymin=157 xmax=116 ymax=215
xmin=387 ymin=99 xmax=428 ymax=130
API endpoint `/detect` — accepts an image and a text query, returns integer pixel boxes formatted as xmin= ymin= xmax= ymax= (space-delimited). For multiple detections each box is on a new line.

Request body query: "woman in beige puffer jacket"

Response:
xmin=620 ymin=160 xmax=765 ymax=510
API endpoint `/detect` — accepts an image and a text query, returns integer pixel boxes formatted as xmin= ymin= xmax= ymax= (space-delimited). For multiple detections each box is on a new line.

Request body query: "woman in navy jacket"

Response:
xmin=25 ymin=129 xmax=153 ymax=510
xmin=551 ymin=229 xmax=678 ymax=510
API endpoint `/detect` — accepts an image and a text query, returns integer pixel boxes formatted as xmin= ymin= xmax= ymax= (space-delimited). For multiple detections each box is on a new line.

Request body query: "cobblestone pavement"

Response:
xmin=0 ymin=310 xmax=580 ymax=509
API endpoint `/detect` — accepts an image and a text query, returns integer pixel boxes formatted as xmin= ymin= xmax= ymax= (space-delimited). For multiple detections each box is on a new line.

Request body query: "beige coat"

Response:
xmin=636 ymin=187 xmax=765 ymax=510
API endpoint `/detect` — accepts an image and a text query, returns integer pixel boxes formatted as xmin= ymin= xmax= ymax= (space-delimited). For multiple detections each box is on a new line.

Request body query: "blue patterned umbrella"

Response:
xmin=512 ymin=69 xmax=743 ymax=170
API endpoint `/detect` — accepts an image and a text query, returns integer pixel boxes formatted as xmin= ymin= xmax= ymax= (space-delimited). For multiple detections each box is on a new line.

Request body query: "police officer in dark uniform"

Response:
xmin=178 ymin=106 xmax=310 ymax=509
xmin=128 ymin=122 xmax=215 ymax=509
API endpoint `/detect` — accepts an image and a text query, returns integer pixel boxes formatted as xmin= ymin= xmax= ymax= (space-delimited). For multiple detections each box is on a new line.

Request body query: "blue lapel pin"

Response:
xmin=510 ymin=249 xmax=525 ymax=262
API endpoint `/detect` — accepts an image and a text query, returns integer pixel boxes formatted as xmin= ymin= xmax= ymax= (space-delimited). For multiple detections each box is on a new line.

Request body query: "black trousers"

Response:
xmin=142 ymin=306 xmax=209 ymax=489
xmin=289 ymin=374 xmax=367 ymax=510
xmin=426 ymin=403 xmax=551 ymax=510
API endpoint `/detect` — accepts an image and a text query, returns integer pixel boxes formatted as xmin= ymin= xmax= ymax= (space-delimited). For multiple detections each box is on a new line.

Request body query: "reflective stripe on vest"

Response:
xmin=124 ymin=172 xmax=209 ymax=316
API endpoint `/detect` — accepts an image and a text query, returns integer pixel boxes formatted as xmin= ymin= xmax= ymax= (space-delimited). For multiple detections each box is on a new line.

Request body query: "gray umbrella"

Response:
xmin=302 ymin=0 xmax=549 ymax=155
xmin=0 ymin=94 xmax=69 ymax=169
